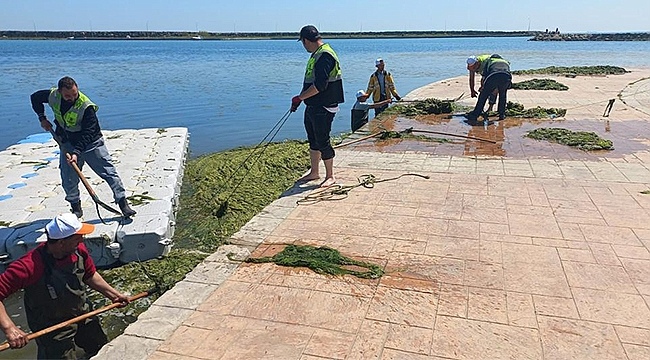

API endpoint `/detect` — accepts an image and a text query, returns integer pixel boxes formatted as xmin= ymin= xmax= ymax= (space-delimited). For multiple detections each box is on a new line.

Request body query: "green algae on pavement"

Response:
xmin=379 ymin=130 xmax=452 ymax=143
xmin=505 ymin=101 xmax=567 ymax=118
xmin=511 ymin=79 xmax=569 ymax=91
xmin=382 ymin=98 xmax=457 ymax=117
xmin=512 ymin=65 xmax=628 ymax=76
xmin=526 ymin=128 xmax=614 ymax=150
xmin=94 ymin=140 xmax=312 ymax=339
xmin=247 ymin=244 xmax=385 ymax=279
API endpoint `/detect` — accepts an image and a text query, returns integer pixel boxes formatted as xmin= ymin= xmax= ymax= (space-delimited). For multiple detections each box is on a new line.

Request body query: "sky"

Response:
xmin=1 ymin=0 xmax=649 ymax=33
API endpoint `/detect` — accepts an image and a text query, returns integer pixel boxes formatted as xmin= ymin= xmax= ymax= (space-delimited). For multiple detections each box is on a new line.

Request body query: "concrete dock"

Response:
xmin=97 ymin=69 xmax=650 ymax=359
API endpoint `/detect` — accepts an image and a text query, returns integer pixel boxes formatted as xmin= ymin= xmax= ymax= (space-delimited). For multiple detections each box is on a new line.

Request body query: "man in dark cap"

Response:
xmin=290 ymin=25 xmax=344 ymax=188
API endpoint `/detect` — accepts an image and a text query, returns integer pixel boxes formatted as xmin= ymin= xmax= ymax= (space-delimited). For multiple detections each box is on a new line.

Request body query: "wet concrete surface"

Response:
xmin=352 ymin=114 xmax=650 ymax=160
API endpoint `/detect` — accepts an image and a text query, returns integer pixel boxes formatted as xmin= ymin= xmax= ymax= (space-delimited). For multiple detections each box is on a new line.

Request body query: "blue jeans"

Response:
xmin=59 ymin=138 xmax=126 ymax=204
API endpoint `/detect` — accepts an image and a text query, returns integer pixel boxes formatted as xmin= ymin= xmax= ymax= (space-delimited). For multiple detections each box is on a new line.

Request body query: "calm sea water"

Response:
xmin=1 ymin=37 xmax=650 ymax=156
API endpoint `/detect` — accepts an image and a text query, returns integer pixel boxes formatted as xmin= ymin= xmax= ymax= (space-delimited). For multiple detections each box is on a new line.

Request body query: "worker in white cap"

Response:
xmin=0 ymin=213 xmax=129 ymax=358
xmin=351 ymin=90 xmax=392 ymax=132
xmin=366 ymin=58 xmax=401 ymax=117
xmin=466 ymin=54 xmax=512 ymax=123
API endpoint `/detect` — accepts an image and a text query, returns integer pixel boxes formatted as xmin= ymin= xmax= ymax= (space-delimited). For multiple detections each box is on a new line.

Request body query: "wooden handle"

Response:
xmin=333 ymin=132 xmax=383 ymax=149
xmin=0 ymin=291 xmax=151 ymax=352
xmin=67 ymin=156 xmax=99 ymax=198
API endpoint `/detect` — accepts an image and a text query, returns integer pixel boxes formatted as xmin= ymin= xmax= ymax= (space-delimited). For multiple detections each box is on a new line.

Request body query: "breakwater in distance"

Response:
xmin=1 ymin=30 xmax=537 ymax=40
xmin=531 ymin=32 xmax=650 ymax=41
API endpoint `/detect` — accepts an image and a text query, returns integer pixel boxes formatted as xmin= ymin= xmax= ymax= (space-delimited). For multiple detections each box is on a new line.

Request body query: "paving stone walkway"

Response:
xmin=95 ymin=69 xmax=650 ymax=360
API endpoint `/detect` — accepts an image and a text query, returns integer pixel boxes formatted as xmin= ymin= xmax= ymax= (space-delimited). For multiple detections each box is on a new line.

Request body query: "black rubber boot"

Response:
xmin=118 ymin=198 xmax=136 ymax=218
xmin=70 ymin=201 xmax=83 ymax=218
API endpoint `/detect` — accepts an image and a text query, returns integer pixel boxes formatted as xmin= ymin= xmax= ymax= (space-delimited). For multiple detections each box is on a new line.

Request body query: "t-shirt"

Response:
xmin=0 ymin=243 xmax=96 ymax=301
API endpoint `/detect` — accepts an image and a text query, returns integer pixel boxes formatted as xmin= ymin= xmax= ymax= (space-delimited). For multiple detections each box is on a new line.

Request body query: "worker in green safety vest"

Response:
xmin=30 ymin=76 xmax=136 ymax=218
xmin=290 ymin=25 xmax=344 ymax=188
xmin=465 ymin=54 xmax=512 ymax=124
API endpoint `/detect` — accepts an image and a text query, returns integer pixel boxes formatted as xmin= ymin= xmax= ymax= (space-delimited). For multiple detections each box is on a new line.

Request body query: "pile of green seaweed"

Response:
xmin=383 ymin=98 xmax=456 ymax=116
xmin=246 ymin=244 xmax=385 ymax=279
xmin=512 ymin=65 xmax=627 ymax=76
xmin=505 ymin=101 xmax=567 ymax=118
xmin=526 ymin=128 xmax=613 ymax=150
xmin=511 ymin=79 xmax=569 ymax=91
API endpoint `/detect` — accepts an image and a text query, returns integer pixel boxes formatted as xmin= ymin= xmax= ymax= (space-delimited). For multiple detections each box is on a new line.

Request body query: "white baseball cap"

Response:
xmin=466 ymin=56 xmax=478 ymax=66
xmin=46 ymin=213 xmax=95 ymax=240
xmin=375 ymin=58 xmax=383 ymax=66
xmin=356 ymin=90 xmax=367 ymax=98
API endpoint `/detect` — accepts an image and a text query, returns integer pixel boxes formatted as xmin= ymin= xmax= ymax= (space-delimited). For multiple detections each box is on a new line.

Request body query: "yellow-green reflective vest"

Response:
xmin=303 ymin=43 xmax=342 ymax=85
xmin=47 ymin=88 xmax=98 ymax=133
xmin=476 ymin=54 xmax=492 ymax=76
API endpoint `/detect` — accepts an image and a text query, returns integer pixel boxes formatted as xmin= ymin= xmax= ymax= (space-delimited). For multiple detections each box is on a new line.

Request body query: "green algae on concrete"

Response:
xmin=382 ymin=98 xmax=457 ymax=117
xmin=93 ymin=140 xmax=312 ymax=340
xmin=126 ymin=193 xmax=155 ymax=206
xmin=526 ymin=128 xmax=614 ymax=150
xmin=505 ymin=101 xmax=567 ymax=118
xmin=175 ymin=140 xmax=311 ymax=252
xmin=247 ymin=244 xmax=385 ymax=279
xmin=512 ymin=65 xmax=628 ymax=76
xmin=511 ymin=79 xmax=569 ymax=91
xmin=379 ymin=130 xmax=452 ymax=143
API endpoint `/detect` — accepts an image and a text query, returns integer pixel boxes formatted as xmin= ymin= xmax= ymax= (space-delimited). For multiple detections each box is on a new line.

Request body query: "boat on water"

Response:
xmin=191 ymin=35 xmax=202 ymax=40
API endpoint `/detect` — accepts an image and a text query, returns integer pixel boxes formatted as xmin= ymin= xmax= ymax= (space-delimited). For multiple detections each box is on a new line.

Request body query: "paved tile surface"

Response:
xmin=95 ymin=70 xmax=650 ymax=359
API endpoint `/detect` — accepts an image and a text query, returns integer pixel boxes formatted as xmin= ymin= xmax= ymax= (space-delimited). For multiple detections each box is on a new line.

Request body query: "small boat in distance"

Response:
xmin=192 ymin=35 xmax=202 ymax=40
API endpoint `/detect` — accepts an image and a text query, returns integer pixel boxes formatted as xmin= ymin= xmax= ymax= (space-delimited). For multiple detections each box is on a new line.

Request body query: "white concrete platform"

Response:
xmin=0 ymin=127 xmax=189 ymax=269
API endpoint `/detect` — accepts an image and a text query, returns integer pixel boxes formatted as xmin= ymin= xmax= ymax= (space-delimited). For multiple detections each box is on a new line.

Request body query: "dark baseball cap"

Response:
xmin=298 ymin=25 xmax=321 ymax=42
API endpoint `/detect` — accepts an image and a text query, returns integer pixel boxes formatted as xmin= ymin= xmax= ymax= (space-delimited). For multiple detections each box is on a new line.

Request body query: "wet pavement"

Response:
xmin=354 ymin=114 xmax=650 ymax=160
xmin=94 ymin=69 xmax=650 ymax=360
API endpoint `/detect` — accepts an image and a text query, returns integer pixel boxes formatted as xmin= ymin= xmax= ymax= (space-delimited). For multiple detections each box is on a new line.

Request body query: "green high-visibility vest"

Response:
xmin=48 ymin=88 xmax=98 ymax=132
xmin=303 ymin=43 xmax=342 ymax=84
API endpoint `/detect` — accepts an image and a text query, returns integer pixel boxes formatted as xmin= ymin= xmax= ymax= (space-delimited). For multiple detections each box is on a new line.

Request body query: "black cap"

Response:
xmin=298 ymin=25 xmax=321 ymax=42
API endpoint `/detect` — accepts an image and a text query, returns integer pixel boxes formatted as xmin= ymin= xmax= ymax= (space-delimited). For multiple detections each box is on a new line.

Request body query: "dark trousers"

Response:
xmin=35 ymin=316 xmax=108 ymax=359
xmin=471 ymin=72 xmax=512 ymax=118
xmin=304 ymin=105 xmax=335 ymax=160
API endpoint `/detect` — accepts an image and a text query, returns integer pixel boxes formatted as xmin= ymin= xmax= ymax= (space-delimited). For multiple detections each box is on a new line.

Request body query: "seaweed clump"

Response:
xmin=526 ymin=128 xmax=613 ymax=150
xmin=246 ymin=244 xmax=385 ymax=279
xmin=505 ymin=101 xmax=566 ymax=118
xmin=382 ymin=98 xmax=455 ymax=117
xmin=512 ymin=65 xmax=627 ymax=76
xmin=511 ymin=79 xmax=569 ymax=91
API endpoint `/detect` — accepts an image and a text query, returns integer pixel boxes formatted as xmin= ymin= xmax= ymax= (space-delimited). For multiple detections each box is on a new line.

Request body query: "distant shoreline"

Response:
xmin=1 ymin=30 xmax=537 ymax=40
xmin=529 ymin=32 xmax=650 ymax=41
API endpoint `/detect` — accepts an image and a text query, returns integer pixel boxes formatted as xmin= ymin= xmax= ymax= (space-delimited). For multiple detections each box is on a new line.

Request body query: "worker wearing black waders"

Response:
xmin=0 ymin=214 xmax=129 ymax=359
xmin=30 ymin=76 xmax=136 ymax=218
xmin=466 ymin=54 xmax=511 ymax=123
xmin=291 ymin=25 xmax=344 ymax=188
